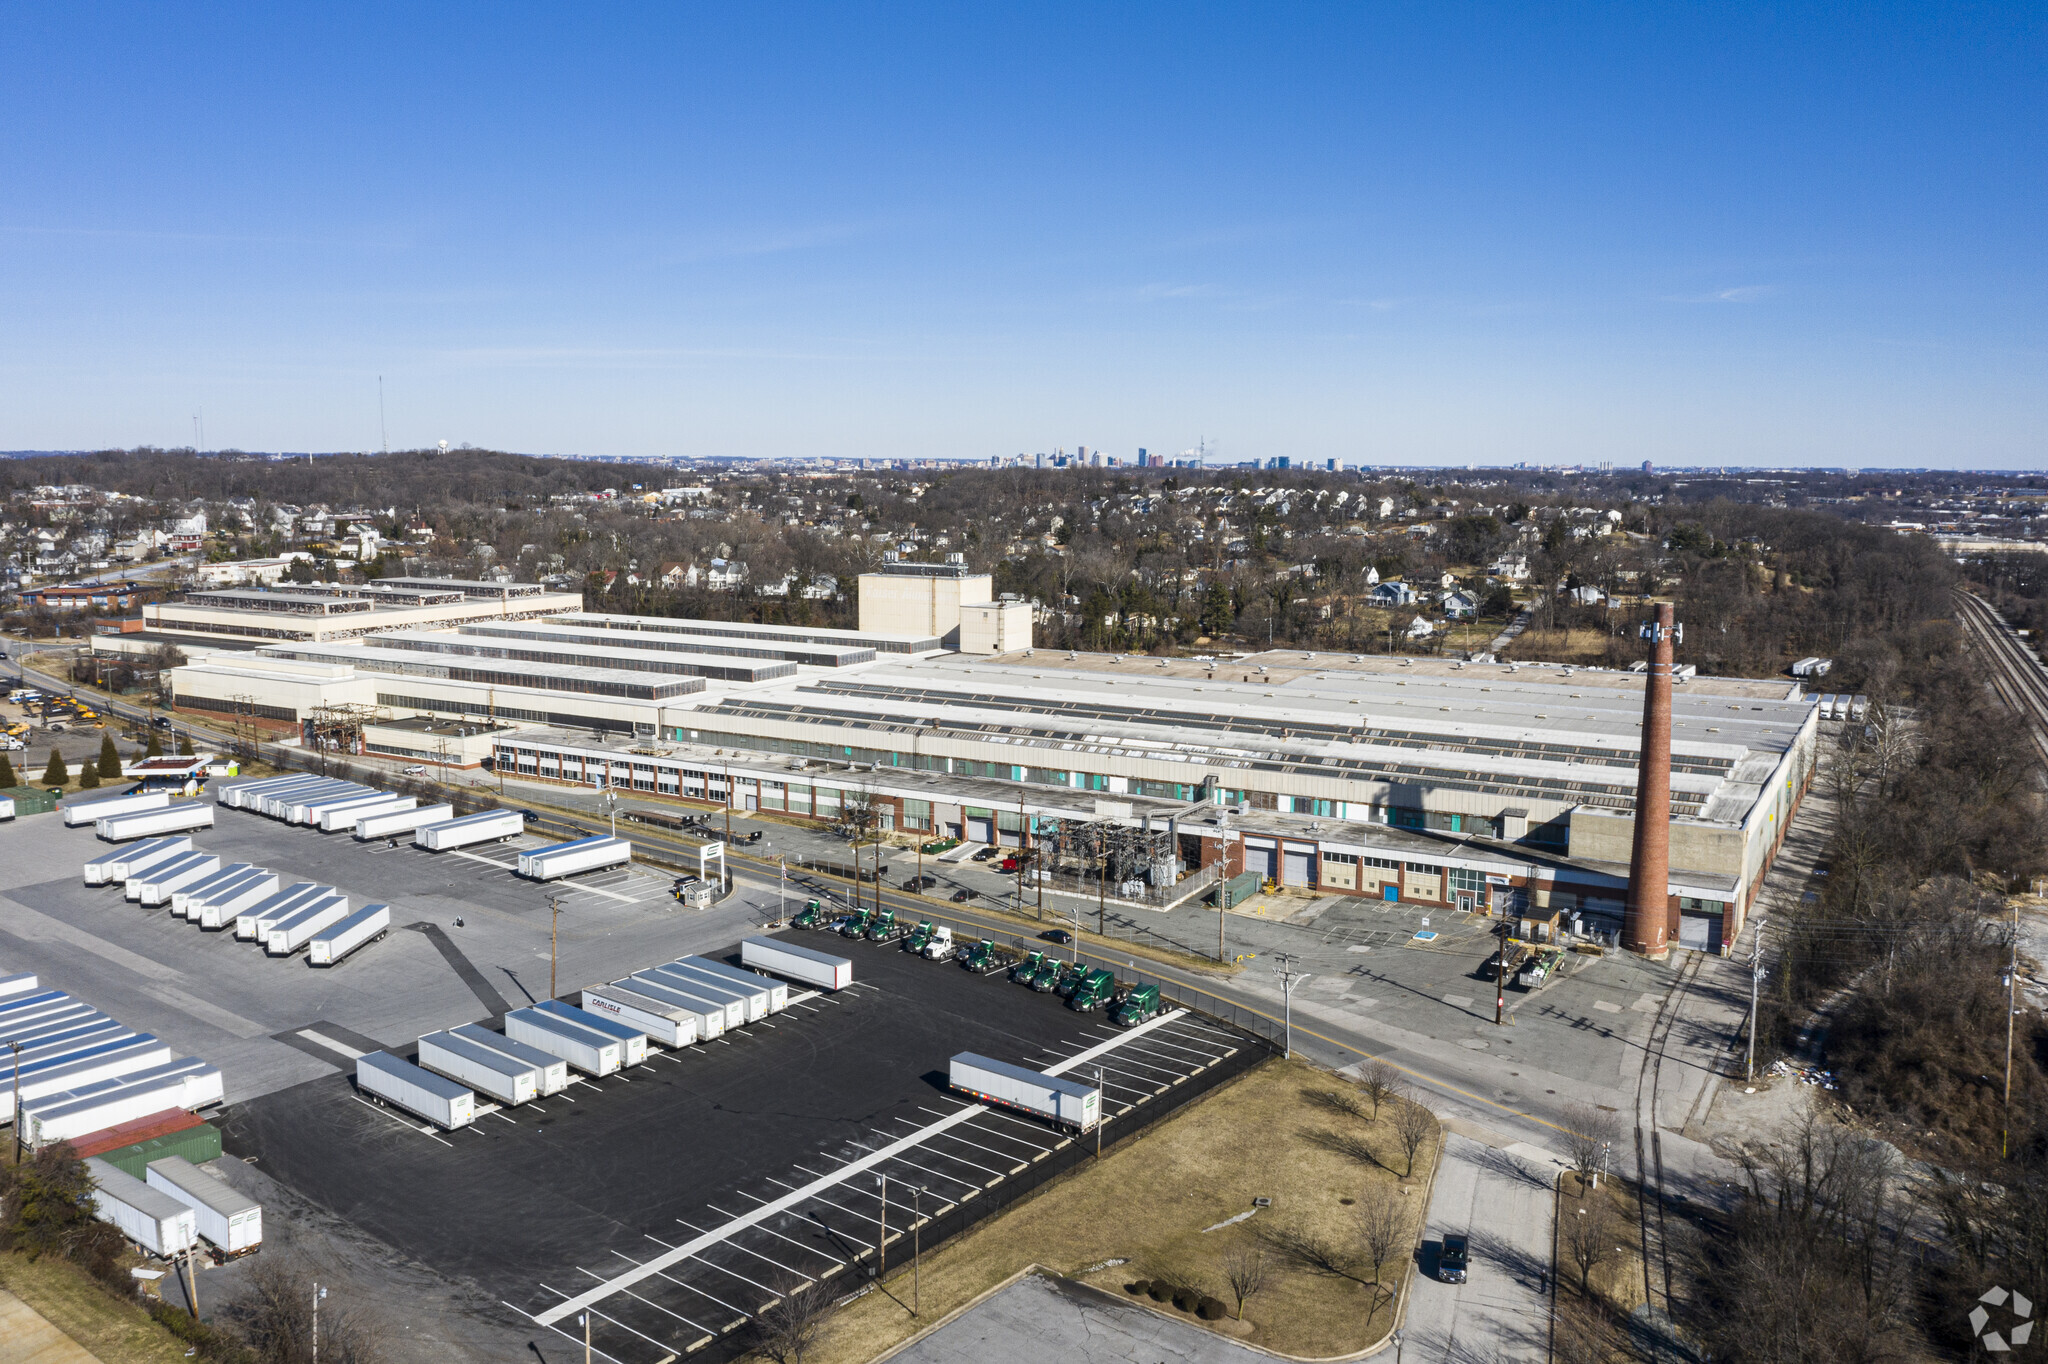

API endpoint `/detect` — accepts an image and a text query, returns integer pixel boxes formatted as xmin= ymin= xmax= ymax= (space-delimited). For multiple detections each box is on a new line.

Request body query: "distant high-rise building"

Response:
xmin=1034 ymin=452 xmax=1045 ymax=468
xmin=1642 ymin=460 xmax=1654 ymax=474
xmin=1137 ymin=448 xmax=1148 ymax=467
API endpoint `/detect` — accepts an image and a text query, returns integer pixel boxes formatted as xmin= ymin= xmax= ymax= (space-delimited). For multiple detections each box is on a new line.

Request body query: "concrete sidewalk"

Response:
xmin=0 ymin=1288 xmax=106 ymax=1364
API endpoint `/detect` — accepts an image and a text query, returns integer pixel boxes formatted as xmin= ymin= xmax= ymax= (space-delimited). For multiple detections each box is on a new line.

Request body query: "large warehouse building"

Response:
xmin=146 ymin=579 xmax=1816 ymax=952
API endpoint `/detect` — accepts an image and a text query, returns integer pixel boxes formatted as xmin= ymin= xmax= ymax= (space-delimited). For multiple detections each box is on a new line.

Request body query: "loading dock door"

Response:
xmin=966 ymin=815 xmax=995 ymax=844
xmin=1282 ymin=849 xmax=1314 ymax=887
xmin=1677 ymin=912 xmax=1720 ymax=952
xmin=1243 ymin=840 xmax=1279 ymax=881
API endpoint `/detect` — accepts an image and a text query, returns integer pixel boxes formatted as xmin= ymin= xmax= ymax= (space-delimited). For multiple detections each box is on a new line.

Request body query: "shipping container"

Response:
xmin=0 ymin=785 xmax=60 ymax=817
xmin=741 ymin=936 xmax=852 ymax=991
xmin=0 ymin=1040 xmax=174 ymax=1123
xmin=168 ymin=863 xmax=261 ymax=918
xmin=128 ymin=852 xmax=224 ymax=906
xmin=264 ymin=897 xmax=352 ymax=956
xmin=413 ymin=808 xmax=524 ymax=850
xmin=633 ymin=967 xmax=750 ymax=1028
xmin=353 ymin=802 xmax=453 ymax=840
xmin=98 ymin=802 xmax=215 ymax=841
xmin=232 ymin=883 xmax=325 ymax=941
xmin=599 ymin=976 xmax=726 ymax=1039
xmin=672 ymin=955 xmax=788 ymax=1014
xmin=71 ymin=1109 xmax=220 ymax=1180
xmin=416 ymin=1031 xmax=539 ymax=1107
xmin=579 ymin=985 xmax=703 ymax=1048
xmin=193 ymin=873 xmax=284 ymax=931
xmin=64 ymin=791 xmax=171 ymax=827
xmin=517 ymin=835 xmax=633 ymax=881
xmin=355 ymin=1052 xmax=474 ymax=1130
xmin=83 ymin=835 xmax=192 ymax=886
xmin=503 ymin=1006 xmax=622 ymax=1075
xmin=449 ymin=1025 xmax=569 ymax=1094
xmin=86 ymin=1157 xmax=198 ymax=1257
xmin=25 ymin=1059 xmax=225 ymax=1147
xmin=318 ymin=795 xmax=414 ymax=832
xmin=948 ymin=1052 xmax=1100 ymax=1131
xmin=307 ymin=904 xmax=391 ymax=966
xmin=146 ymin=1155 xmax=262 ymax=1255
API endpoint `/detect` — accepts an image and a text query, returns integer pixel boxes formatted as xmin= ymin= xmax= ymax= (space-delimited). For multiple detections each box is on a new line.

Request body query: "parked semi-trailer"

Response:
xmin=242 ymin=890 xmax=344 ymax=944
xmin=354 ymin=802 xmax=453 ymax=840
xmin=579 ymin=985 xmax=702 ymax=1048
xmin=414 ymin=809 xmax=524 ymax=851
xmin=287 ymin=789 xmax=390 ymax=826
xmin=25 ymin=1059 xmax=226 ymax=1147
xmin=949 ymin=1053 xmax=1100 ymax=1132
xmin=0 ymin=972 xmax=37 ymax=1002
xmin=672 ymin=956 xmax=789 ymax=1013
xmin=114 ymin=844 xmax=206 ymax=896
xmin=232 ymin=883 xmax=324 ymax=941
xmin=194 ymin=874 xmax=284 ymax=931
xmin=128 ymin=853 xmax=224 ymax=906
xmin=535 ymin=1000 xmax=649 ymax=1065
xmin=634 ymin=967 xmax=751 ymax=1027
xmin=86 ymin=1158 xmax=199 ymax=1257
xmin=416 ymin=1031 xmax=540 ymax=1107
xmin=598 ymin=976 xmax=726 ymax=1039
xmin=260 ymin=780 xmax=361 ymax=820
xmin=0 ymin=795 xmax=11 ymax=819
xmin=64 ymin=791 xmax=170 ymax=827
xmin=169 ymin=863 xmax=261 ymax=918
xmin=355 ymin=1052 xmax=474 ymax=1130
xmin=318 ymin=795 xmax=413 ymax=832
xmin=99 ymin=803 xmax=215 ymax=841
xmin=517 ymin=835 xmax=633 ymax=881
xmin=265 ymin=898 xmax=352 ymax=956
xmin=741 ymin=936 xmax=852 ymax=991
xmin=145 ymin=1155 xmax=263 ymax=1256
xmin=503 ymin=1006 xmax=621 ymax=1076
xmin=0 ymin=1040 xmax=174 ymax=1124
xmin=307 ymin=904 xmax=391 ymax=966
xmin=449 ymin=1025 xmax=569 ymax=1095
xmin=83 ymin=835 xmax=192 ymax=886
xmin=216 ymin=774 xmax=312 ymax=809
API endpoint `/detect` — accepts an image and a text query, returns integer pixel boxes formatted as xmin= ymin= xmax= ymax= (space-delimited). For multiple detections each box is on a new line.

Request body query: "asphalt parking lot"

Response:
xmin=222 ymin=931 xmax=1263 ymax=1364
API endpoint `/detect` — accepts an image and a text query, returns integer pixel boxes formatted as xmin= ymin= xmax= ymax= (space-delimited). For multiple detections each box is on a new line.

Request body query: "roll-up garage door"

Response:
xmin=1282 ymin=848 xmax=1315 ymax=887
xmin=1243 ymin=839 xmax=1279 ymax=880
xmin=966 ymin=814 xmax=995 ymax=844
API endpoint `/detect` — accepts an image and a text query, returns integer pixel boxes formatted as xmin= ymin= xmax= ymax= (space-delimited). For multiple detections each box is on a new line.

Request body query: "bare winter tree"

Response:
xmin=1562 ymin=1197 xmax=1620 ymax=1291
xmin=751 ymin=1280 xmax=836 ymax=1364
xmin=1357 ymin=1059 xmax=1399 ymax=1120
xmin=1560 ymin=1101 xmax=1622 ymax=1190
xmin=1355 ymin=1182 xmax=1408 ymax=1314
xmin=1218 ymin=1242 xmax=1269 ymax=1320
xmin=1391 ymin=1088 xmax=1435 ymax=1176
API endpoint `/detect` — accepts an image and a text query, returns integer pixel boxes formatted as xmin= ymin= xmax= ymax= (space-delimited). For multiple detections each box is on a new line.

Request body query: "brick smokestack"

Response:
xmin=1624 ymin=601 xmax=1676 ymax=957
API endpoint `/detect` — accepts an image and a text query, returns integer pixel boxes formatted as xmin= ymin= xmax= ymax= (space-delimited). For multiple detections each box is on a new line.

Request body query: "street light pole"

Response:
xmin=548 ymin=892 xmax=564 ymax=999
xmin=875 ymin=1173 xmax=889 ymax=1276
xmin=911 ymin=1185 xmax=924 ymax=1316
xmin=1095 ymin=1066 xmax=1104 ymax=1160
xmin=1271 ymin=953 xmax=1308 ymax=1058
xmin=1747 ymin=923 xmax=1767 ymax=1084
xmin=1493 ymin=921 xmax=1512 ymax=1024
xmin=312 ymin=1283 xmax=326 ymax=1364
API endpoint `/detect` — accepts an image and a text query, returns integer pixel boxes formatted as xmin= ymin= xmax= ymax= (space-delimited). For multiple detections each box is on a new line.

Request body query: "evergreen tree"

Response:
xmin=98 ymin=732 xmax=120 ymax=776
xmin=177 ymin=734 xmax=194 ymax=756
xmin=41 ymin=750 xmax=67 ymax=787
xmin=145 ymin=732 xmax=163 ymax=758
xmin=0 ymin=752 xmax=13 ymax=788
xmin=76 ymin=755 xmax=99 ymax=789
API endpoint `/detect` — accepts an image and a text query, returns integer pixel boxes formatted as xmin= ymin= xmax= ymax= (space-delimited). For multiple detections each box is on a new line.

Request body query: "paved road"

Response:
xmin=1401 ymin=1134 xmax=1560 ymax=1364
xmin=891 ymin=1272 xmax=1261 ymax=1364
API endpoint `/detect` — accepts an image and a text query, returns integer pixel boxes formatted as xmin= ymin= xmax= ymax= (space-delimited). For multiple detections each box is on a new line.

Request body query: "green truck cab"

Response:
xmin=905 ymin=920 xmax=935 ymax=952
xmin=1029 ymin=958 xmax=1064 ymax=992
xmin=959 ymin=939 xmax=998 ymax=972
xmin=1010 ymin=950 xmax=1044 ymax=983
xmin=792 ymin=899 xmax=825 ymax=929
xmin=1066 ymin=968 xmax=1118 ymax=1012
xmin=1052 ymin=961 xmax=1091 ymax=998
xmin=839 ymin=909 xmax=872 ymax=938
xmin=1113 ymin=983 xmax=1162 ymax=1027
xmin=866 ymin=907 xmax=897 ymax=941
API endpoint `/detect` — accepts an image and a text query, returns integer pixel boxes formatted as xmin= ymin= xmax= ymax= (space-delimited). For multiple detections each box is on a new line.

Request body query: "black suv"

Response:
xmin=1438 ymin=1233 xmax=1469 ymax=1284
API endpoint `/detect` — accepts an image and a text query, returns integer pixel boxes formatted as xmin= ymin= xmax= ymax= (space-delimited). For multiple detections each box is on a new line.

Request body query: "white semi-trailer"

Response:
xmin=259 ymin=780 xmax=360 ymax=820
xmin=287 ymin=789 xmax=389 ymax=826
xmin=416 ymin=1031 xmax=540 ymax=1107
xmin=64 ymin=791 xmax=170 ymax=827
xmin=83 ymin=835 xmax=192 ymax=885
xmin=99 ymin=803 xmax=215 ymax=841
xmin=633 ymin=968 xmax=748 ymax=1028
xmin=414 ymin=809 xmax=524 ymax=850
xmin=504 ymin=1006 xmax=622 ymax=1075
xmin=112 ymin=844 xmax=205 ymax=895
xmin=248 ymin=779 xmax=340 ymax=818
xmin=86 ymin=1158 xmax=198 ymax=1257
xmin=128 ymin=852 xmax=223 ymax=905
xmin=0 ymin=973 xmax=37 ymax=1002
xmin=536 ymin=1000 xmax=648 ymax=1065
xmin=25 ymin=1059 xmax=225 ymax=1147
xmin=318 ymin=795 xmax=414 ymax=831
xmin=949 ymin=1053 xmax=1101 ymax=1131
xmin=145 ymin=1155 xmax=263 ymax=1256
xmin=354 ymin=802 xmax=453 ymax=840
xmin=579 ymin=984 xmax=703 ymax=1048
xmin=741 ymin=936 xmax=853 ymax=991
xmin=242 ymin=890 xmax=343 ymax=943
xmin=672 ymin=956 xmax=789 ymax=1014
xmin=450 ymin=1024 xmax=570 ymax=1095
xmin=517 ymin=835 xmax=633 ymax=881
xmin=265 ymin=898 xmax=353 ymax=956
xmin=232 ymin=883 xmax=323 ymax=940
xmin=0 ymin=1040 xmax=175 ymax=1124
xmin=307 ymin=904 xmax=391 ymax=966
xmin=608 ymin=976 xmax=730 ymax=1039
xmin=169 ymin=863 xmax=261 ymax=918
xmin=355 ymin=1052 xmax=474 ymax=1130
xmin=194 ymin=874 xmax=284 ymax=931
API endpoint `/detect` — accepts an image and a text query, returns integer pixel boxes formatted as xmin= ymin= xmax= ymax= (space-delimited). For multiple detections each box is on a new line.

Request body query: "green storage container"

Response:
xmin=1209 ymin=869 xmax=1262 ymax=908
xmin=0 ymin=785 xmax=61 ymax=816
xmin=91 ymin=1123 xmax=224 ymax=1180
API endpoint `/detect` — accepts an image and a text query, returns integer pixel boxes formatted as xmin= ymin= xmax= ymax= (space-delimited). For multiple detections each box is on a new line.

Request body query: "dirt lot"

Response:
xmin=808 ymin=1056 xmax=1440 ymax=1364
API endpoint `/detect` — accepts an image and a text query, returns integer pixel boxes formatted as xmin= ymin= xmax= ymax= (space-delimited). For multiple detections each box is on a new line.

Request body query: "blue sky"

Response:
xmin=1 ymin=4 xmax=2041 ymax=466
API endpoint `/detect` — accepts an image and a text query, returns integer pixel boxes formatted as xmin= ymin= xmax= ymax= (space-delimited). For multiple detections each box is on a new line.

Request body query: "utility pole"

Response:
xmin=1493 ymin=920 xmax=1513 ymax=1024
xmin=548 ymin=892 xmax=564 ymax=998
xmin=312 ymin=1283 xmax=326 ymax=1364
xmin=8 ymin=1041 xmax=21 ymax=1165
xmin=778 ymin=857 xmax=788 ymax=924
xmin=1272 ymin=953 xmax=1307 ymax=1058
xmin=910 ymin=1185 xmax=925 ymax=1316
xmin=1095 ymin=848 xmax=1105 ymax=928
xmin=1095 ymin=1067 xmax=1105 ymax=1160
xmin=1746 ymin=922 xmax=1767 ymax=1084
xmin=2007 ymin=898 xmax=2019 ymax=1158
xmin=875 ymin=1173 xmax=889 ymax=1276
xmin=581 ymin=1312 xmax=591 ymax=1364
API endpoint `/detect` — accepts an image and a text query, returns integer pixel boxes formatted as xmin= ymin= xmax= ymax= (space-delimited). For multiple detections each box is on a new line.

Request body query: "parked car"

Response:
xmin=971 ymin=847 xmax=998 ymax=862
xmin=1040 ymin=929 xmax=1074 ymax=945
xmin=402 ymin=765 xmax=427 ymax=776
xmin=901 ymin=874 xmax=937 ymax=892
xmin=1438 ymin=1233 xmax=1469 ymax=1284
xmin=950 ymin=888 xmax=978 ymax=903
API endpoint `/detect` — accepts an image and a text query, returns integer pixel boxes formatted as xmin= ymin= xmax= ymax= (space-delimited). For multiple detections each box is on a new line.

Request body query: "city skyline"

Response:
xmin=1 ymin=5 xmax=2042 ymax=467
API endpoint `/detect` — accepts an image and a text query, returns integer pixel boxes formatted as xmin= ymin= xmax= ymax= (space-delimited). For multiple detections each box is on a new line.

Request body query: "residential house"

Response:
xmin=655 ymin=561 xmax=697 ymax=590
xmin=706 ymin=559 xmax=748 ymax=592
xmin=1370 ymin=581 xmax=1419 ymax=607
xmin=1490 ymin=554 xmax=1530 ymax=581
xmin=1439 ymin=590 xmax=1480 ymax=619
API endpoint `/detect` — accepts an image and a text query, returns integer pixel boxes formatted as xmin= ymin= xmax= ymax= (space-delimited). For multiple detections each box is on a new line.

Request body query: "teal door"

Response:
xmin=1383 ymin=884 xmax=1400 ymax=902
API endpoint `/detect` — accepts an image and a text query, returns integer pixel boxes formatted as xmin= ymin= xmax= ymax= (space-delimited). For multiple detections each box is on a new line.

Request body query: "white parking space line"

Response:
xmin=858 ymin=1146 xmax=987 ymax=1192
xmin=501 ymin=1302 xmax=630 ymax=1364
xmin=536 ymin=1010 xmax=1192 ymax=1327
xmin=703 ymin=1208 xmax=845 ymax=1271
xmin=350 ymin=1095 xmax=453 ymax=1147
xmin=591 ymin=1260 xmax=718 ymax=1336
xmin=631 ymin=1241 xmax=753 ymax=1317
xmin=675 ymin=1219 xmax=816 ymax=1280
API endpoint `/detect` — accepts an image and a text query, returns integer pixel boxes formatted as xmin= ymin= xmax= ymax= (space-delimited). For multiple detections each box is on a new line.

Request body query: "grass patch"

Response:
xmin=801 ymin=1056 xmax=1438 ymax=1364
xmin=0 ymin=1251 xmax=194 ymax=1364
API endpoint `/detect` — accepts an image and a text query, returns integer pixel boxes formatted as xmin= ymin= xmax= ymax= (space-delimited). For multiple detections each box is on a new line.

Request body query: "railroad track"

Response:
xmin=1952 ymin=589 xmax=2048 ymax=769
xmin=1633 ymin=950 xmax=1704 ymax=1326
